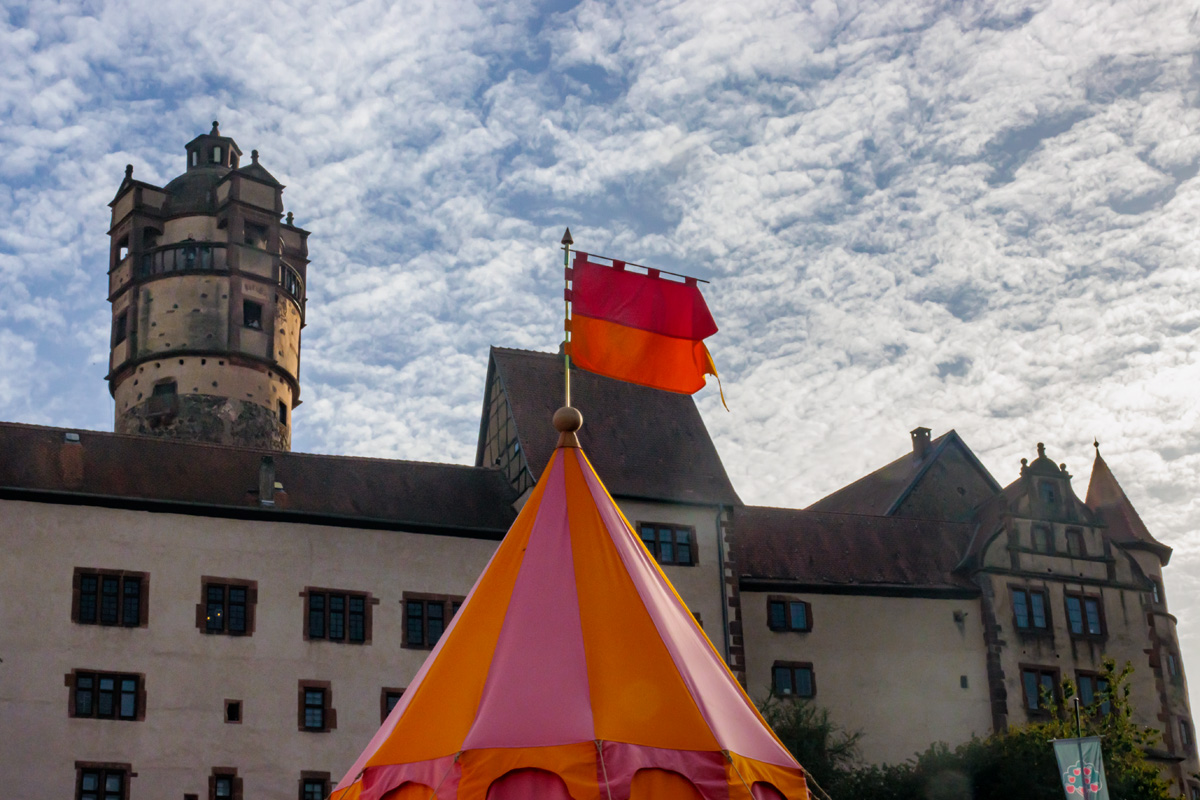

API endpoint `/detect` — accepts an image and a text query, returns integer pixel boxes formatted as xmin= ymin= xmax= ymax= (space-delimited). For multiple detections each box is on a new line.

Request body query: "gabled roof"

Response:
xmin=236 ymin=160 xmax=283 ymax=187
xmin=1086 ymin=446 xmax=1171 ymax=564
xmin=0 ymin=422 xmax=516 ymax=537
xmin=480 ymin=347 xmax=740 ymax=506
xmin=807 ymin=430 xmax=999 ymax=518
xmin=734 ymin=506 xmax=977 ymax=596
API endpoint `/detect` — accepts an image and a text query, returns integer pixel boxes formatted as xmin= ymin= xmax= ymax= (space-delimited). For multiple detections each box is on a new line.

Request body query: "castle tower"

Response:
xmin=106 ymin=122 xmax=310 ymax=450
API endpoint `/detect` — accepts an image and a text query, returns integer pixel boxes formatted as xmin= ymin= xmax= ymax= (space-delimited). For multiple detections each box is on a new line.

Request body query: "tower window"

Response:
xmin=211 ymin=146 xmax=222 ymax=164
xmin=244 ymin=222 xmax=268 ymax=249
xmin=113 ymin=312 xmax=128 ymax=345
xmin=152 ymin=381 xmax=176 ymax=397
xmin=278 ymin=401 xmax=287 ymax=425
xmin=243 ymin=301 xmax=263 ymax=330
xmin=191 ymin=150 xmax=198 ymax=167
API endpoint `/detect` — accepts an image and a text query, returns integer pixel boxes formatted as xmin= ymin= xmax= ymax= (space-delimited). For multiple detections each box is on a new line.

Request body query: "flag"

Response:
xmin=566 ymin=251 xmax=722 ymax=396
xmin=1052 ymin=737 xmax=1110 ymax=800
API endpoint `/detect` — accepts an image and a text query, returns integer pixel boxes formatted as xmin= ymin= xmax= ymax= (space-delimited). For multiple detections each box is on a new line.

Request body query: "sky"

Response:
xmin=3 ymin=0 xmax=1200 ymax=748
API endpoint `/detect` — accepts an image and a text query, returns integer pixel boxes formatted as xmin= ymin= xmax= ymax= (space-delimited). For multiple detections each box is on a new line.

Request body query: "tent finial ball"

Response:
xmin=553 ymin=406 xmax=583 ymax=447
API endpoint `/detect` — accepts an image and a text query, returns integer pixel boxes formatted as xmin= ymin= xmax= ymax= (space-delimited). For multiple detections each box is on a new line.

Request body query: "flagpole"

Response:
xmin=562 ymin=228 xmax=574 ymax=408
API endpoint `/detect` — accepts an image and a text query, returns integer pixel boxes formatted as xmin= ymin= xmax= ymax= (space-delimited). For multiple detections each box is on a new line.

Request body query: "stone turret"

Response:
xmin=105 ymin=122 xmax=310 ymax=450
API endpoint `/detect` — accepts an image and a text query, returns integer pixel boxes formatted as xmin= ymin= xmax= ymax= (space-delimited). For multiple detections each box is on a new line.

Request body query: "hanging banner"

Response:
xmin=1052 ymin=737 xmax=1109 ymax=800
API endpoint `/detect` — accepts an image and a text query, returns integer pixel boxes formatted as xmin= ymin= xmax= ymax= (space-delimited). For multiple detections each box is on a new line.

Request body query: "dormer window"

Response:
xmin=211 ymin=146 xmax=222 ymax=164
xmin=1038 ymin=480 xmax=1057 ymax=505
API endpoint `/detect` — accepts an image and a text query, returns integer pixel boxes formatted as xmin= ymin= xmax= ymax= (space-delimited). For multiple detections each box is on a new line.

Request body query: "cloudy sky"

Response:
xmin=4 ymin=0 xmax=1200 ymax=738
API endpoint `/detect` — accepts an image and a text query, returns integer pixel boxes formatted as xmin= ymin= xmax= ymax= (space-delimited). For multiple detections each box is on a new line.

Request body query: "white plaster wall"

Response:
xmin=741 ymin=591 xmax=992 ymax=765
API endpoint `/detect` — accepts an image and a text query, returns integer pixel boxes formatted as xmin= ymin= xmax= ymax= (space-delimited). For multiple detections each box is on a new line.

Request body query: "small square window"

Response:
xmin=771 ymin=662 xmax=815 ymax=698
xmin=225 ymin=700 xmax=241 ymax=723
xmin=300 ymin=773 xmax=331 ymax=800
xmin=243 ymin=300 xmax=262 ymax=330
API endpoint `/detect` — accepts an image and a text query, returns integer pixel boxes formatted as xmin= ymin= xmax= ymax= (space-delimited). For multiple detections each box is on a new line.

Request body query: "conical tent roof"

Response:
xmin=333 ymin=423 xmax=808 ymax=800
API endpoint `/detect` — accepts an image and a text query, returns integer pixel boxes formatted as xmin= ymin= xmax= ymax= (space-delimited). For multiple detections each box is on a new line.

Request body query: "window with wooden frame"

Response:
xmin=209 ymin=768 xmax=242 ymax=800
xmin=1183 ymin=719 xmax=1195 ymax=752
xmin=1152 ymin=578 xmax=1165 ymax=606
xmin=302 ymin=588 xmax=374 ymax=644
xmin=771 ymin=662 xmax=815 ymax=698
xmin=637 ymin=523 xmax=696 ymax=566
xmin=1010 ymin=587 xmax=1050 ymax=632
xmin=1065 ymin=593 xmax=1104 ymax=637
xmin=73 ymin=569 xmax=148 ymax=627
xmin=1031 ymin=524 xmax=1052 ymax=554
xmin=1065 ymin=528 xmax=1086 ymax=557
xmin=402 ymin=593 xmax=464 ymax=649
xmin=68 ymin=670 xmax=144 ymax=721
xmin=298 ymin=680 xmax=335 ymax=732
xmin=76 ymin=762 xmax=131 ymax=800
xmin=198 ymin=578 xmax=256 ymax=636
xmin=1021 ymin=666 xmax=1059 ymax=714
xmin=300 ymin=772 xmax=330 ymax=800
xmin=767 ymin=597 xmax=812 ymax=632
xmin=1075 ymin=672 xmax=1111 ymax=716
xmin=1167 ymin=652 xmax=1182 ymax=681
xmin=382 ymin=687 xmax=405 ymax=722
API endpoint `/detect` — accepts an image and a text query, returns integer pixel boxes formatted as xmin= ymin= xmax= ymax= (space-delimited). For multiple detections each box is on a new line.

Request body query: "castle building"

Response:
xmin=107 ymin=121 xmax=309 ymax=451
xmin=0 ymin=127 xmax=1195 ymax=799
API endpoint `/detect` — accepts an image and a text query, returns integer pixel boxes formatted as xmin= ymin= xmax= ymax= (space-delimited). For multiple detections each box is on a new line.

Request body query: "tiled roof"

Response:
xmin=807 ymin=430 xmax=997 ymax=516
xmin=733 ymin=505 xmax=977 ymax=594
xmin=1085 ymin=448 xmax=1171 ymax=563
xmin=485 ymin=348 xmax=740 ymax=506
xmin=0 ymin=422 xmax=517 ymax=537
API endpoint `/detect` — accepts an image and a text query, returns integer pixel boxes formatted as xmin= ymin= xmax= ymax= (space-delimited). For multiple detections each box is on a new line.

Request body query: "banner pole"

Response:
xmin=561 ymin=228 xmax=574 ymax=408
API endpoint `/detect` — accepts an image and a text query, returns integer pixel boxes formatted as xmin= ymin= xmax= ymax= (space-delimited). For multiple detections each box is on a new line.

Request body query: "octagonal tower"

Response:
xmin=106 ymin=122 xmax=310 ymax=450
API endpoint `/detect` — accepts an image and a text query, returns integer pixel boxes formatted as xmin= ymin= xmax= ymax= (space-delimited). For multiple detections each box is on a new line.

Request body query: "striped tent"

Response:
xmin=332 ymin=413 xmax=808 ymax=800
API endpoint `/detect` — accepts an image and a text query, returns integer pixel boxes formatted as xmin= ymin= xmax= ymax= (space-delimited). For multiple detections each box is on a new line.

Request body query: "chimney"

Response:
xmin=259 ymin=456 xmax=275 ymax=507
xmin=911 ymin=427 xmax=932 ymax=459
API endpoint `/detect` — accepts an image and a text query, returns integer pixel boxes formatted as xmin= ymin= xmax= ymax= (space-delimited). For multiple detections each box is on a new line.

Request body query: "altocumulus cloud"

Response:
xmin=3 ymin=0 xmax=1200 ymax=705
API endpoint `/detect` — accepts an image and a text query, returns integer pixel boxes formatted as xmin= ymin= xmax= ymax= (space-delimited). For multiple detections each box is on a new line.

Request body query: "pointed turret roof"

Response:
xmin=1086 ymin=444 xmax=1171 ymax=564
xmin=334 ymin=413 xmax=806 ymax=800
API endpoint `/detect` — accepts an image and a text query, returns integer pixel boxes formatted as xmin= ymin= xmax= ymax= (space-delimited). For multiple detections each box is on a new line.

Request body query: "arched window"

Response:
xmin=487 ymin=768 xmax=572 ymax=800
xmin=630 ymin=768 xmax=704 ymax=800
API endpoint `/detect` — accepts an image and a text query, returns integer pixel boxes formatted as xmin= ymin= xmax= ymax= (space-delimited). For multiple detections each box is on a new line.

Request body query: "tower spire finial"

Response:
xmin=211 ymin=120 xmax=220 ymax=135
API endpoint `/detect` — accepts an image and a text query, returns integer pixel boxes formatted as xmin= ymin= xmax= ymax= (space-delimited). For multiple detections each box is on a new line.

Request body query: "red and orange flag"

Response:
xmin=566 ymin=251 xmax=724 ymax=401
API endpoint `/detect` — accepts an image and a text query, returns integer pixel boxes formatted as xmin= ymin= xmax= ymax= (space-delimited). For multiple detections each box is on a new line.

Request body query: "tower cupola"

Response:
xmin=105 ymin=123 xmax=310 ymax=451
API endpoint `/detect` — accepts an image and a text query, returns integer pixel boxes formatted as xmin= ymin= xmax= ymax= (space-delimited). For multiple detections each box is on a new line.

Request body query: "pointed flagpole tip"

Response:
xmin=1094 ymin=438 xmax=1100 ymax=450
xmin=561 ymin=228 xmax=574 ymax=246
xmin=553 ymin=406 xmax=582 ymax=448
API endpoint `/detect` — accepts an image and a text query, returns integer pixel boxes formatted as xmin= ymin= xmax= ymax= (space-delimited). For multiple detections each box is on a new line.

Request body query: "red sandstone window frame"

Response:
xmin=1074 ymin=671 xmax=1112 ymax=716
xmin=1065 ymin=528 xmax=1086 ymax=557
xmin=1031 ymin=524 xmax=1052 ymax=553
xmin=209 ymin=767 xmax=242 ymax=800
xmin=300 ymin=587 xmax=376 ymax=644
xmin=72 ymin=568 xmax=148 ymax=628
xmin=300 ymin=772 xmax=331 ymax=800
xmin=298 ymin=680 xmax=336 ymax=733
xmin=381 ymin=687 xmax=406 ymax=722
xmin=1064 ymin=592 xmax=1105 ymax=638
xmin=1009 ymin=585 xmax=1051 ymax=633
xmin=66 ymin=669 xmax=145 ymax=722
xmin=402 ymin=592 xmax=464 ymax=650
xmin=1020 ymin=664 xmax=1060 ymax=716
xmin=771 ymin=661 xmax=815 ymax=698
xmin=766 ymin=596 xmax=812 ymax=632
xmin=637 ymin=522 xmax=697 ymax=566
xmin=197 ymin=577 xmax=257 ymax=636
xmin=75 ymin=761 xmax=133 ymax=800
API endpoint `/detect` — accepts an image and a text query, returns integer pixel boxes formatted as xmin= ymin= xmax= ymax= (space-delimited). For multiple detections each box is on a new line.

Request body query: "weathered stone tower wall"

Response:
xmin=106 ymin=122 xmax=309 ymax=450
